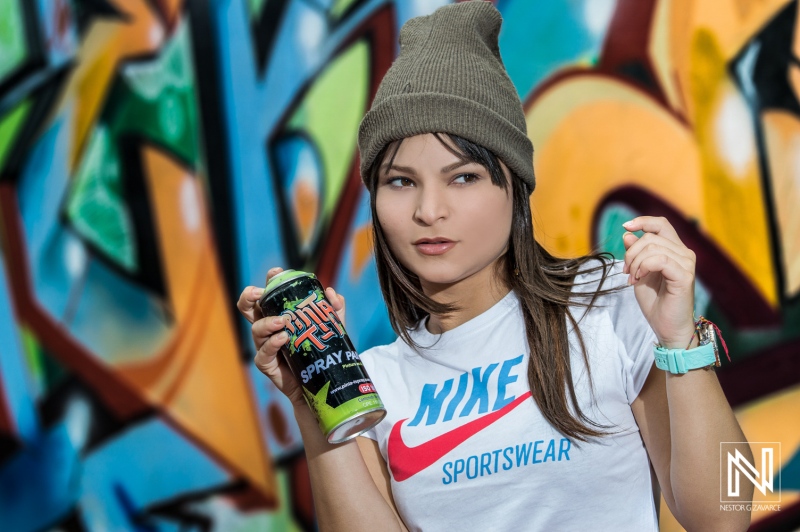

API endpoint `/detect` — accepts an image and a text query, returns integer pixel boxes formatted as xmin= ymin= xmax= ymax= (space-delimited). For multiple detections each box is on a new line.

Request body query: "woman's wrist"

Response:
xmin=293 ymin=403 xmax=338 ymax=451
xmin=657 ymin=327 xmax=698 ymax=350
xmin=293 ymin=402 xmax=316 ymax=427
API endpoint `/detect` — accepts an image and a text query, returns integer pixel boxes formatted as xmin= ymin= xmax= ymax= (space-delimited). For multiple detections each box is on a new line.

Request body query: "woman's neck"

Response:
xmin=422 ymin=269 xmax=511 ymax=334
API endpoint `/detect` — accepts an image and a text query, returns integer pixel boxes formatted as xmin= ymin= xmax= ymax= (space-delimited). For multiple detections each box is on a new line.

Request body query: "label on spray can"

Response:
xmin=258 ymin=270 xmax=386 ymax=443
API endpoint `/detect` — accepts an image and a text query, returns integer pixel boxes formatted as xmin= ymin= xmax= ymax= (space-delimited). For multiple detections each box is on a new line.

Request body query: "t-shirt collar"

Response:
xmin=409 ymin=289 xmax=519 ymax=349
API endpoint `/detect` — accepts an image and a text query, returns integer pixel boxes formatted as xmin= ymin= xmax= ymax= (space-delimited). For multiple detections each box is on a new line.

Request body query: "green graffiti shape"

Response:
xmin=113 ymin=19 xmax=201 ymax=167
xmin=0 ymin=0 xmax=28 ymax=83
xmin=287 ymin=40 xmax=369 ymax=221
xmin=0 ymin=98 xmax=31 ymax=174
xmin=65 ymin=126 xmax=138 ymax=272
xmin=330 ymin=0 xmax=360 ymax=20
xmin=246 ymin=0 xmax=269 ymax=21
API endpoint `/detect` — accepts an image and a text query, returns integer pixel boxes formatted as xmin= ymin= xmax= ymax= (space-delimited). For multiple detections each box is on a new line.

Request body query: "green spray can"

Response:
xmin=258 ymin=270 xmax=386 ymax=443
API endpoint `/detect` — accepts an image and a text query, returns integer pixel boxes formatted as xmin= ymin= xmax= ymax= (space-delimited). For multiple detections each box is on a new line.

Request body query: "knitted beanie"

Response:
xmin=357 ymin=1 xmax=535 ymax=193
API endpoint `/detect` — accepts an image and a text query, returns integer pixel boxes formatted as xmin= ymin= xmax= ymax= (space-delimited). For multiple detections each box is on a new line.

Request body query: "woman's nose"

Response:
xmin=413 ymin=185 xmax=449 ymax=225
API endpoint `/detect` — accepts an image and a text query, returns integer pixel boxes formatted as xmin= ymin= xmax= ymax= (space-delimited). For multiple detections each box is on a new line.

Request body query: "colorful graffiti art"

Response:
xmin=524 ymin=0 xmax=800 ymax=529
xmin=0 ymin=0 xmax=797 ymax=530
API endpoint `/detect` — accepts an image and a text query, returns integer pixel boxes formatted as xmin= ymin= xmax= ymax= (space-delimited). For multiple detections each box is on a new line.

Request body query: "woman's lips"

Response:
xmin=414 ymin=240 xmax=456 ymax=256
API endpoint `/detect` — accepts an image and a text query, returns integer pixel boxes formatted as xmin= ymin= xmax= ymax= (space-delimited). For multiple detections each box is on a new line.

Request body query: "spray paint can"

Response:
xmin=258 ymin=270 xmax=386 ymax=443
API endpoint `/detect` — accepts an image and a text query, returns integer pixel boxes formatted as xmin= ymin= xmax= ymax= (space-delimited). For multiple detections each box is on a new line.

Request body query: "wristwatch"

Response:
xmin=654 ymin=343 xmax=717 ymax=374
xmin=654 ymin=320 xmax=721 ymax=374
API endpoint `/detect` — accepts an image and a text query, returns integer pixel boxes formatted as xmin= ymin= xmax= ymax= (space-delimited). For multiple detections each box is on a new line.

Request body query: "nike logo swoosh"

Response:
xmin=388 ymin=391 xmax=532 ymax=482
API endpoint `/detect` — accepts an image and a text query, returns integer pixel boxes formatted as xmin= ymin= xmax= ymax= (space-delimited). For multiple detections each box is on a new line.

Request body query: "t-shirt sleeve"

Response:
xmin=574 ymin=260 xmax=658 ymax=404
xmin=603 ymin=264 xmax=659 ymax=403
xmin=358 ymin=428 xmax=379 ymax=441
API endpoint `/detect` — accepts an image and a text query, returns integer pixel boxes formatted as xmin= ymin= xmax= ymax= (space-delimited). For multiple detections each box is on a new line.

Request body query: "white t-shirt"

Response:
xmin=359 ymin=261 xmax=659 ymax=531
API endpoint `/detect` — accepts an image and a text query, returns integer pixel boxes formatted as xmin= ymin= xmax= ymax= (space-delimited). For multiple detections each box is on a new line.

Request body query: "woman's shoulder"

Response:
xmin=568 ymin=257 xmax=646 ymax=324
xmin=570 ymin=257 xmax=652 ymax=336
xmin=357 ymin=335 xmax=412 ymax=384
xmin=358 ymin=335 xmax=406 ymax=364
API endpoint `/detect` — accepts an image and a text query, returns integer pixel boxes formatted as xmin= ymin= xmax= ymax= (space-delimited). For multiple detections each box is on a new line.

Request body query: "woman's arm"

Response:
xmin=238 ymin=268 xmax=405 ymax=531
xmin=295 ymin=407 xmax=406 ymax=532
xmin=622 ymin=216 xmax=753 ymax=531
xmin=357 ymin=437 xmax=408 ymax=530
xmin=632 ymin=364 xmax=753 ymax=531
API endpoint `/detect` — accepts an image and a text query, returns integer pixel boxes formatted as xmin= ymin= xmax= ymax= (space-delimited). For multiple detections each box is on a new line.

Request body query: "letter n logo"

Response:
xmin=720 ymin=442 xmax=781 ymax=503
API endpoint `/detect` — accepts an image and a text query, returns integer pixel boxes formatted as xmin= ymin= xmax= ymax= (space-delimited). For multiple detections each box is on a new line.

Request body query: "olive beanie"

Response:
xmin=357 ymin=0 xmax=535 ymax=193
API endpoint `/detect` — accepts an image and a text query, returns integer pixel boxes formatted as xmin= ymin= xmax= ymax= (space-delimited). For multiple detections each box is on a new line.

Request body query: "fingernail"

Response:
xmin=276 ymin=332 xmax=289 ymax=342
xmin=273 ymin=317 xmax=284 ymax=326
xmin=628 ymin=274 xmax=633 ymax=285
xmin=252 ymin=287 xmax=263 ymax=298
xmin=622 ymin=220 xmax=633 ymax=228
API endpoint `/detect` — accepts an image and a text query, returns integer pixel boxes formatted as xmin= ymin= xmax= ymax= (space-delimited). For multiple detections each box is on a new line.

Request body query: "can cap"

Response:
xmin=263 ymin=269 xmax=314 ymax=297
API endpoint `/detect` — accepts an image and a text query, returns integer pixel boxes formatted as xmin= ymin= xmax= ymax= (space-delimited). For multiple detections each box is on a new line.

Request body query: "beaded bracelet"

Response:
xmin=653 ymin=316 xmax=731 ymax=374
xmin=689 ymin=315 xmax=730 ymax=367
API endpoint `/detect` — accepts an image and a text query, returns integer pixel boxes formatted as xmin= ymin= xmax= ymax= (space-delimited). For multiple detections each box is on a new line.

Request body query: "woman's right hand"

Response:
xmin=238 ymin=267 xmax=305 ymax=406
xmin=241 ymin=269 xmax=402 ymax=530
xmin=237 ymin=267 xmax=347 ymax=408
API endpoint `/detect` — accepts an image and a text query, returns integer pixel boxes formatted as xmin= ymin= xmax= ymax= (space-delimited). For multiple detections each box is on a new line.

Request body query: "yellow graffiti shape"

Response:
xmin=527 ymin=24 xmax=780 ymax=308
xmin=650 ymin=0 xmax=800 ymax=302
xmin=527 ymin=75 xmax=703 ymax=257
xmin=761 ymin=110 xmax=800 ymax=296
xmin=663 ymin=0 xmax=793 ymax=123
xmin=688 ymin=29 xmax=776 ymax=304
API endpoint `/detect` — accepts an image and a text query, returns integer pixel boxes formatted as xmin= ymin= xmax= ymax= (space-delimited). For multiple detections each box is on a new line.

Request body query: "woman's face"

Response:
xmin=375 ymin=133 xmax=513 ymax=291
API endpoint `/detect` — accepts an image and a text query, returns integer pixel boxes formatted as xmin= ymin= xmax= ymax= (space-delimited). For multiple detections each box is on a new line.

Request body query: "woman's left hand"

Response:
xmin=622 ymin=216 xmax=696 ymax=348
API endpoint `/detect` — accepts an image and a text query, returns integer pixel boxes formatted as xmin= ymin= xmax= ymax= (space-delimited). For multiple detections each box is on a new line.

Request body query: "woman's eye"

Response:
xmin=452 ymin=173 xmax=480 ymax=184
xmin=387 ymin=177 xmax=414 ymax=187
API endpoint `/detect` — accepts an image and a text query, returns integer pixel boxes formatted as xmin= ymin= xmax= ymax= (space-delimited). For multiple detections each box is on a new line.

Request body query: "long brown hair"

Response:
xmin=367 ymin=133 xmax=623 ymax=442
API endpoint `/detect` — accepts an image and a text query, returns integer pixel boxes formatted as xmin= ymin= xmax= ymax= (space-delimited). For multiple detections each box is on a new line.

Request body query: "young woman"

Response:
xmin=238 ymin=2 xmax=753 ymax=530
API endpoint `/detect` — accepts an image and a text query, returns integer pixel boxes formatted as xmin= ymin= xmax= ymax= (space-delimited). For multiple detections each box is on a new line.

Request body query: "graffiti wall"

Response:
xmin=0 ymin=0 xmax=796 ymax=530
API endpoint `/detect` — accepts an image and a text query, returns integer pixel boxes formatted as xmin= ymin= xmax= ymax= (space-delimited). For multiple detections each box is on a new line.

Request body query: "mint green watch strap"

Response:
xmin=653 ymin=343 xmax=717 ymax=374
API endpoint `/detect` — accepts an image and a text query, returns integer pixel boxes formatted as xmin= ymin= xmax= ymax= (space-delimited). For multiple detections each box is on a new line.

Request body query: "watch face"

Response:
xmin=698 ymin=321 xmax=715 ymax=346
xmin=698 ymin=321 xmax=721 ymax=366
